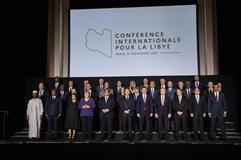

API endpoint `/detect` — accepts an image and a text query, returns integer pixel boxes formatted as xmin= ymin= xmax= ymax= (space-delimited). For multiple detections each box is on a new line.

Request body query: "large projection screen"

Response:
xmin=69 ymin=5 xmax=198 ymax=77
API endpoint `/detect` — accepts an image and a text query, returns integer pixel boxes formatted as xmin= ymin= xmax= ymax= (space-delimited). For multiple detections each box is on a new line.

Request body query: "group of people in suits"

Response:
xmin=26 ymin=76 xmax=227 ymax=142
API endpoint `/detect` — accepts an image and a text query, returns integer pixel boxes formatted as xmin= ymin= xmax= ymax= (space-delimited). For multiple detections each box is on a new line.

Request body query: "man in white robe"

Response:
xmin=27 ymin=90 xmax=43 ymax=139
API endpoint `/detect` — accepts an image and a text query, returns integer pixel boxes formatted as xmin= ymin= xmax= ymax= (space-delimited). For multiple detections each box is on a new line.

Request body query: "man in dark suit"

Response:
xmin=173 ymin=89 xmax=188 ymax=140
xmin=120 ymin=88 xmax=135 ymax=140
xmin=45 ymin=89 xmax=62 ymax=139
xmin=218 ymin=82 xmax=224 ymax=93
xmin=159 ymin=78 xmax=167 ymax=89
xmin=38 ymin=81 xmax=49 ymax=102
xmin=203 ymin=81 xmax=214 ymax=100
xmin=203 ymin=81 xmax=214 ymax=132
xmin=96 ymin=78 xmax=105 ymax=99
xmin=66 ymin=80 xmax=75 ymax=96
xmin=136 ymin=87 xmax=153 ymax=140
xmin=208 ymin=85 xmax=227 ymax=140
xmin=183 ymin=81 xmax=193 ymax=131
xmin=148 ymin=81 xmax=159 ymax=131
xmin=133 ymin=87 xmax=140 ymax=132
xmin=37 ymin=81 xmax=49 ymax=132
xmin=141 ymin=78 xmax=149 ymax=90
xmin=148 ymin=81 xmax=159 ymax=99
xmin=166 ymin=80 xmax=176 ymax=132
xmin=79 ymin=79 xmax=89 ymax=96
xmin=166 ymin=80 xmax=176 ymax=101
xmin=183 ymin=81 xmax=192 ymax=99
xmin=190 ymin=88 xmax=206 ymax=141
xmin=59 ymin=84 xmax=68 ymax=131
xmin=115 ymin=80 xmax=123 ymax=95
xmin=99 ymin=88 xmax=115 ymax=140
xmin=192 ymin=75 xmax=204 ymax=92
xmin=59 ymin=84 xmax=68 ymax=102
xmin=154 ymin=88 xmax=172 ymax=140
xmin=52 ymin=76 xmax=61 ymax=94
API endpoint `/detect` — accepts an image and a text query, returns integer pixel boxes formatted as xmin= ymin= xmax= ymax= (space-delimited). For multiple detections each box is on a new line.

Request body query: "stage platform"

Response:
xmin=1 ymin=122 xmax=241 ymax=159
xmin=2 ymin=122 xmax=241 ymax=145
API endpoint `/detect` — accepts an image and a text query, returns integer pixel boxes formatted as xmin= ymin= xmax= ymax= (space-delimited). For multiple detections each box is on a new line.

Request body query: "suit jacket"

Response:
xmin=166 ymin=88 xmax=176 ymax=100
xmin=192 ymin=81 xmax=204 ymax=91
xmin=98 ymin=95 xmax=115 ymax=117
xmin=154 ymin=95 xmax=172 ymax=117
xmin=172 ymin=95 xmax=188 ymax=116
xmin=59 ymin=90 xmax=68 ymax=102
xmin=148 ymin=88 xmax=159 ymax=109
xmin=99 ymin=88 xmax=114 ymax=98
xmin=208 ymin=92 xmax=227 ymax=115
xmin=183 ymin=88 xmax=193 ymax=100
xmin=38 ymin=89 xmax=49 ymax=106
xmin=136 ymin=94 xmax=153 ymax=115
xmin=116 ymin=93 xmax=124 ymax=106
xmin=96 ymin=85 xmax=104 ymax=98
xmin=190 ymin=95 xmax=206 ymax=115
xmin=46 ymin=96 xmax=62 ymax=116
xmin=52 ymin=82 xmax=61 ymax=94
xmin=148 ymin=88 xmax=159 ymax=100
xmin=203 ymin=88 xmax=214 ymax=102
xmin=120 ymin=96 xmax=135 ymax=114
xmin=114 ymin=86 xmax=123 ymax=96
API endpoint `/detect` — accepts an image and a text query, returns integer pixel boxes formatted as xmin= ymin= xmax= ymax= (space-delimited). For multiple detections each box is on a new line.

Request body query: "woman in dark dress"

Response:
xmin=116 ymin=87 xmax=125 ymax=132
xmin=65 ymin=93 xmax=80 ymax=140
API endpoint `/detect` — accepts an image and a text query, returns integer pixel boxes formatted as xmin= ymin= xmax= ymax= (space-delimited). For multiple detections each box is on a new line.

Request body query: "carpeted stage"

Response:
xmin=1 ymin=122 xmax=241 ymax=158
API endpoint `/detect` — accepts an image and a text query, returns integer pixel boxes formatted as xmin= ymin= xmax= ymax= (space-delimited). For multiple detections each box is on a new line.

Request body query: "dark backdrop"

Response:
xmin=4 ymin=0 xmax=241 ymax=139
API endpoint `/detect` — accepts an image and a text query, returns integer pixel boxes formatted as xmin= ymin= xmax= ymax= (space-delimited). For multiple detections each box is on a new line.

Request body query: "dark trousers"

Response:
xmin=123 ymin=113 xmax=132 ymax=137
xmin=158 ymin=115 xmax=169 ymax=138
xmin=210 ymin=112 xmax=225 ymax=138
xmin=139 ymin=115 xmax=151 ymax=137
xmin=175 ymin=114 xmax=187 ymax=136
xmin=133 ymin=111 xmax=139 ymax=131
xmin=48 ymin=116 xmax=59 ymax=138
xmin=193 ymin=114 xmax=204 ymax=137
xmin=100 ymin=115 xmax=113 ymax=139
xmin=119 ymin=112 xmax=123 ymax=131
xmin=150 ymin=117 xmax=158 ymax=132
xmin=81 ymin=116 xmax=93 ymax=139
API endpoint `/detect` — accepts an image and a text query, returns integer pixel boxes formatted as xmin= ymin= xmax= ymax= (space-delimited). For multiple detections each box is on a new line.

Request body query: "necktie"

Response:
xmin=161 ymin=95 xmax=164 ymax=106
xmin=179 ymin=96 xmax=181 ymax=104
xmin=105 ymin=96 xmax=108 ymax=103
xmin=143 ymin=94 xmax=146 ymax=103
xmin=151 ymin=88 xmax=154 ymax=97
xmin=39 ymin=90 xmax=42 ymax=97
xmin=216 ymin=92 xmax=219 ymax=101
xmin=55 ymin=83 xmax=58 ymax=89
xmin=196 ymin=81 xmax=199 ymax=88
xmin=196 ymin=95 xmax=199 ymax=104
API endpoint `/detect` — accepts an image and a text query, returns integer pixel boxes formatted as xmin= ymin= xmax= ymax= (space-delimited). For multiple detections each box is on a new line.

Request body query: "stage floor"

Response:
xmin=1 ymin=129 xmax=241 ymax=159
xmin=2 ymin=131 xmax=241 ymax=145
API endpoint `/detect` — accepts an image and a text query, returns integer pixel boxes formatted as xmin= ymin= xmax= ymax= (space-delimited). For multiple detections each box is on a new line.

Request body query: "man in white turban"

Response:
xmin=27 ymin=90 xmax=43 ymax=139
